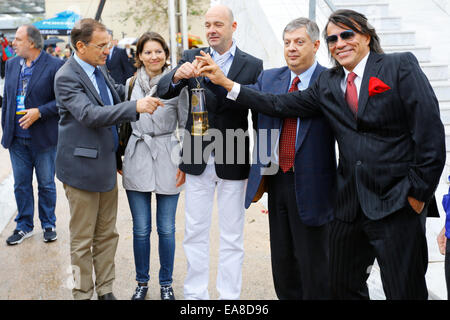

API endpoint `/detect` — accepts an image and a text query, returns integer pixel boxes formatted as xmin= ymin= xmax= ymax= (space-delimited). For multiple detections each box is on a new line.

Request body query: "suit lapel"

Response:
xmin=7 ymin=59 xmax=21 ymax=122
xmin=295 ymin=64 xmax=324 ymax=152
xmin=26 ymin=52 xmax=47 ymax=98
xmin=68 ymin=57 xmax=104 ymax=105
xmin=227 ymin=47 xmax=245 ymax=81
xmin=274 ymin=68 xmax=290 ymax=133
xmin=357 ymin=52 xmax=383 ymax=118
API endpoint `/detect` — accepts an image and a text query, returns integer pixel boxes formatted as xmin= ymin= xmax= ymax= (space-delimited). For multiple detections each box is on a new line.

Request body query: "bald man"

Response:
xmin=158 ymin=5 xmax=263 ymax=300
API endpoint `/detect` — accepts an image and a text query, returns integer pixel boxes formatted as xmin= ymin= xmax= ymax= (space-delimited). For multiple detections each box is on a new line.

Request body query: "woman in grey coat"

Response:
xmin=122 ymin=32 xmax=188 ymax=300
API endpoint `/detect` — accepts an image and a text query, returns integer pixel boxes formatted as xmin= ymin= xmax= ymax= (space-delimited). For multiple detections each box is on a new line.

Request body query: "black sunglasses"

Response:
xmin=326 ymin=30 xmax=356 ymax=46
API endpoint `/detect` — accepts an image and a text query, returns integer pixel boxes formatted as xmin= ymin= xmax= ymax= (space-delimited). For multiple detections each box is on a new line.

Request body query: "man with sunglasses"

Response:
xmin=197 ymin=9 xmax=446 ymax=299
xmin=54 ymin=18 xmax=163 ymax=300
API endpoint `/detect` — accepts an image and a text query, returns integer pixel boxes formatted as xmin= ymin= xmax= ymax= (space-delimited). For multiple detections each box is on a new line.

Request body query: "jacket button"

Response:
xmin=356 ymin=160 xmax=362 ymax=166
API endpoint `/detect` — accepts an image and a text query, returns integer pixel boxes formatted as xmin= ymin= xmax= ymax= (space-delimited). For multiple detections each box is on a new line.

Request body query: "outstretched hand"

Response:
xmin=195 ymin=51 xmax=235 ymax=92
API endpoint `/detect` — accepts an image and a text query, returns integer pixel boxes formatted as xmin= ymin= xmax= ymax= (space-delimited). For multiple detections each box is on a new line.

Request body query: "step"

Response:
xmin=431 ymin=81 xmax=450 ymax=101
xmin=420 ymin=63 xmax=449 ymax=82
xmin=368 ymin=16 xmax=402 ymax=31
xmin=335 ymin=0 xmax=384 ymax=3
xmin=378 ymin=30 xmax=415 ymax=46
xmin=384 ymin=46 xmax=431 ymax=63
xmin=334 ymin=2 xmax=389 ymax=17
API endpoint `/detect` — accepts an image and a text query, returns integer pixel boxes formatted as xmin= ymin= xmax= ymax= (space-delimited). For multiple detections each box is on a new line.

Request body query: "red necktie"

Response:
xmin=345 ymin=72 xmax=358 ymax=116
xmin=279 ymin=76 xmax=300 ymax=173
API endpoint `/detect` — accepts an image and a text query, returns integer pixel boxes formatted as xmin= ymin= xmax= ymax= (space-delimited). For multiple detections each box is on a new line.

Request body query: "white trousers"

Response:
xmin=183 ymin=160 xmax=246 ymax=300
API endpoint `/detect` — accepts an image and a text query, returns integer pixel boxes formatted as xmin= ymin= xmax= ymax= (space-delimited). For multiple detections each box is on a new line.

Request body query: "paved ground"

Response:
xmin=0 ymin=147 xmax=277 ymax=300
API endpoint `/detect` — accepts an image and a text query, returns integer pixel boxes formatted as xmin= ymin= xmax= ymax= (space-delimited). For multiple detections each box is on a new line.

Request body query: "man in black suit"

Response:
xmin=157 ymin=4 xmax=262 ymax=299
xmin=106 ymin=38 xmax=134 ymax=84
xmin=197 ymin=9 xmax=446 ymax=299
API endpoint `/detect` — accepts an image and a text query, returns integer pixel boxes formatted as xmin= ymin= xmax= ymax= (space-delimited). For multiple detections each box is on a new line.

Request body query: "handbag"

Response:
xmin=117 ymin=75 xmax=137 ymax=157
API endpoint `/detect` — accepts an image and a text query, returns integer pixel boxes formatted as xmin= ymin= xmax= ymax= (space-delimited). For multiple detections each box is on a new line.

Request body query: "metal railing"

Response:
xmin=309 ymin=0 xmax=337 ymax=21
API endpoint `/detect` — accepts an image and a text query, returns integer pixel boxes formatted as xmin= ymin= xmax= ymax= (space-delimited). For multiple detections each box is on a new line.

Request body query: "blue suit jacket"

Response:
xmin=1 ymin=52 xmax=64 ymax=150
xmin=245 ymin=64 xmax=337 ymax=226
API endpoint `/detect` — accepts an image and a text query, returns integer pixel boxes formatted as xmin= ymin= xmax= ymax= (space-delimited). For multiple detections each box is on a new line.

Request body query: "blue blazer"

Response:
xmin=245 ymin=64 xmax=337 ymax=226
xmin=1 ymin=52 xmax=64 ymax=150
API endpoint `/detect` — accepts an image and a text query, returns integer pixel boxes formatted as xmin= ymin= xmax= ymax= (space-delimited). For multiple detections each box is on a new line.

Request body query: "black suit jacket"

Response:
xmin=157 ymin=47 xmax=263 ymax=180
xmin=106 ymin=46 xmax=134 ymax=85
xmin=236 ymin=51 xmax=446 ymax=221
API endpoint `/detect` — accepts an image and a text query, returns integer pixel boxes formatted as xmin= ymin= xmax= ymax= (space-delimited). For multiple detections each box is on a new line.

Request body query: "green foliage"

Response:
xmin=119 ymin=0 xmax=205 ymax=30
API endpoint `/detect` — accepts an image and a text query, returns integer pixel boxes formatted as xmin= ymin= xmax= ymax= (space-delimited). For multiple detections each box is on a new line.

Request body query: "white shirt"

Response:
xmin=73 ymin=53 xmax=114 ymax=104
xmin=209 ymin=39 xmax=237 ymax=77
xmin=340 ymin=52 xmax=370 ymax=97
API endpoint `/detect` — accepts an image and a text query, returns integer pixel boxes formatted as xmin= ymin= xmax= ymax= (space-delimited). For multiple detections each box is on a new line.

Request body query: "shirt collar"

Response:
xmin=343 ymin=51 xmax=370 ymax=80
xmin=291 ymin=60 xmax=317 ymax=87
xmin=20 ymin=50 xmax=43 ymax=68
xmin=74 ymin=52 xmax=96 ymax=77
xmin=209 ymin=39 xmax=237 ymax=59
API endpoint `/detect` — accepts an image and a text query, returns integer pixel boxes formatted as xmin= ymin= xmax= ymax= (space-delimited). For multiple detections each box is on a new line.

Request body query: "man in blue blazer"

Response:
xmin=245 ymin=18 xmax=336 ymax=299
xmin=1 ymin=25 xmax=63 ymax=245
xmin=106 ymin=38 xmax=135 ymax=85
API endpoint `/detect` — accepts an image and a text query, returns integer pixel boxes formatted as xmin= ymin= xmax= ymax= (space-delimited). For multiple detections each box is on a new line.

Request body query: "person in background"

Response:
xmin=62 ymin=48 xmax=71 ymax=61
xmin=438 ymin=182 xmax=450 ymax=300
xmin=122 ymin=31 xmax=188 ymax=301
xmin=1 ymin=33 xmax=11 ymax=78
xmin=2 ymin=24 xmax=63 ymax=245
xmin=106 ymin=37 xmax=135 ymax=84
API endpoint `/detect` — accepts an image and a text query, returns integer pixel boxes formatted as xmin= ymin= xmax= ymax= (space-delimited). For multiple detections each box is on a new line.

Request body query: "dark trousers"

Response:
xmin=267 ymin=170 xmax=331 ymax=300
xmin=330 ymin=204 xmax=428 ymax=300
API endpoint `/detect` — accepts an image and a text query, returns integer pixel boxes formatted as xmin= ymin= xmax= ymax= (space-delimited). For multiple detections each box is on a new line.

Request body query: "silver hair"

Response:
xmin=283 ymin=17 xmax=320 ymax=42
xmin=23 ymin=24 xmax=43 ymax=50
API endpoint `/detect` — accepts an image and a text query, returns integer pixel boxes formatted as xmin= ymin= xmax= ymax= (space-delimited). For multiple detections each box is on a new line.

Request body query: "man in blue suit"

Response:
xmin=246 ymin=18 xmax=336 ymax=299
xmin=1 ymin=25 xmax=63 ymax=245
xmin=106 ymin=38 xmax=135 ymax=85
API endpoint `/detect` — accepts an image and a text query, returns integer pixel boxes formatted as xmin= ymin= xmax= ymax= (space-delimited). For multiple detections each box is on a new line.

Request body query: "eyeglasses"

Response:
xmin=326 ymin=30 xmax=356 ymax=46
xmin=85 ymin=41 xmax=113 ymax=51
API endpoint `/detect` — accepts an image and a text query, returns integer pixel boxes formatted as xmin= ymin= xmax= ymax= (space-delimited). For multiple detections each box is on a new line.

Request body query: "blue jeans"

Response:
xmin=126 ymin=190 xmax=179 ymax=285
xmin=9 ymin=138 xmax=57 ymax=233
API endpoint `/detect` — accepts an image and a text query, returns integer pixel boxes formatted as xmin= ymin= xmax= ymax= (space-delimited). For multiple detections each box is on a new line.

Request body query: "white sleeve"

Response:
xmin=226 ymin=82 xmax=241 ymax=101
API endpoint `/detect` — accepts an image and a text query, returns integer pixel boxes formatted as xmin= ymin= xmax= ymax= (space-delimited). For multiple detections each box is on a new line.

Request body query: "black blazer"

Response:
xmin=157 ymin=47 xmax=263 ymax=180
xmin=236 ymin=51 xmax=446 ymax=221
xmin=106 ymin=46 xmax=134 ymax=85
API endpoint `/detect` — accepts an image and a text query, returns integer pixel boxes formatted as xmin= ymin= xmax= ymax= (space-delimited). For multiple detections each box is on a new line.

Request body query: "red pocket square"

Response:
xmin=368 ymin=77 xmax=391 ymax=96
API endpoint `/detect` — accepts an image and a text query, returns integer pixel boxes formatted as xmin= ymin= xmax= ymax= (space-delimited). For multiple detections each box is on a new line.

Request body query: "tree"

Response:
xmin=119 ymin=0 xmax=206 ymax=31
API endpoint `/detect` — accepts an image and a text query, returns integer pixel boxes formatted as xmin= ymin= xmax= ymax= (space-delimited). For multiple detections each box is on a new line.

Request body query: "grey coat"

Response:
xmin=122 ymin=69 xmax=188 ymax=194
xmin=54 ymin=56 xmax=138 ymax=192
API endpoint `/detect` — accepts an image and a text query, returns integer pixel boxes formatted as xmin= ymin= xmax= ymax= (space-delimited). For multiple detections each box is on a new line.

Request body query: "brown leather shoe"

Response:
xmin=98 ymin=292 xmax=117 ymax=300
